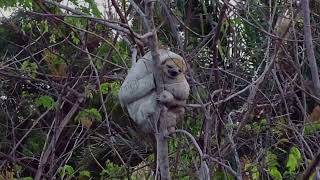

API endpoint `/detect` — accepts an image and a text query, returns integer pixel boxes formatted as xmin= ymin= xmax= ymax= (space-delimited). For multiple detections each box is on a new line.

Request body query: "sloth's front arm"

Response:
xmin=119 ymin=73 xmax=155 ymax=106
xmin=157 ymin=90 xmax=187 ymax=107
xmin=119 ymin=60 xmax=156 ymax=107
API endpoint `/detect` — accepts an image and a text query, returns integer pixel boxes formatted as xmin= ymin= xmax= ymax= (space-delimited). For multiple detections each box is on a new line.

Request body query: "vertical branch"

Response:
xmin=127 ymin=0 xmax=170 ymax=178
xmin=205 ymin=4 xmax=228 ymax=169
xmin=110 ymin=0 xmax=127 ymax=23
xmin=303 ymin=150 xmax=320 ymax=180
xmin=227 ymin=113 xmax=243 ymax=180
xmin=145 ymin=1 xmax=170 ymax=179
xmin=159 ymin=0 xmax=182 ymax=49
xmin=34 ymin=98 xmax=83 ymax=180
xmin=301 ymin=0 xmax=320 ymax=98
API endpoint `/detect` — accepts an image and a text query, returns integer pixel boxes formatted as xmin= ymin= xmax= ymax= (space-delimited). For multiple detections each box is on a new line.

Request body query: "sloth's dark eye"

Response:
xmin=178 ymin=69 xmax=182 ymax=73
xmin=166 ymin=65 xmax=173 ymax=69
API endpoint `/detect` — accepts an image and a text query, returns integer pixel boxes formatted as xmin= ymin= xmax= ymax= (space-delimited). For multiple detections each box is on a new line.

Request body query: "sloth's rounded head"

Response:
xmin=161 ymin=58 xmax=186 ymax=79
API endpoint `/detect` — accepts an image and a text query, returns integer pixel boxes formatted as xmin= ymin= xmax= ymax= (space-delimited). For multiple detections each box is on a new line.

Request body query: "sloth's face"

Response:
xmin=161 ymin=59 xmax=186 ymax=79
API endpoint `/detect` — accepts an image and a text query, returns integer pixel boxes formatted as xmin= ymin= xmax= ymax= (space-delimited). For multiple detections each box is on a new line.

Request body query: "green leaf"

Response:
xmin=212 ymin=170 xmax=234 ymax=180
xmin=113 ymin=41 xmax=129 ymax=64
xmin=35 ymin=95 xmax=55 ymax=109
xmin=76 ymin=108 xmax=102 ymax=122
xmin=0 ymin=0 xmax=17 ymax=8
xmin=64 ymin=16 xmax=87 ymax=29
xmin=265 ymin=151 xmax=283 ymax=179
xmin=252 ymin=167 xmax=260 ymax=180
xmin=21 ymin=60 xmax=38 ymax=78
xmin=40 ymin=20 xmax=48 ymax=33
xmin=79 ymin=170 xmax=91 ymax=177
xmin=244 ymin=163 xmax=260 ymax=180
xmin=102 ymin=161 xmax=126 ymax=177
xmin=20 ymin=177 xmax=33 ymax=180
xmin=269 ymin=167 xmax=283 ymax=180
xmin=109 ymin=81 xmax=121 ymax=96
xmin=86 ymin=108 xmax=102 ymax=121
xmin=100 ymin=83 xmax=109 ymax=95
xmin=49 ymin=34 xmax=56 ymax=43
xmin=266 ymin=151 xmax=279 ymax=168
xmin=84 ymin=0 xmax=102 ymax=17
xmin=286 ymin=147 xmax=301 ymax=172
xmin=19 ymin=0 xmax=33 ymax=8
xmin=23 ymin=131 xmax=45 ymax=156
xmin=70 ymin=31 xmax=80 ymax=45
xmin=59 ymin=165 xmax=75 ymax=177
xmin=98 ymin=82 xmax=120 ymax=96
xmin=304 ymin=121 xmax=320 ymax=135
xmin=14 ymin=165 xmax=23 ymax=174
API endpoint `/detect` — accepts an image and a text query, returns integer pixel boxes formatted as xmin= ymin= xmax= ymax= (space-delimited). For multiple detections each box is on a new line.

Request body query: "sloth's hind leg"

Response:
xmin=136 ymin=96 xmax=157 ymax=132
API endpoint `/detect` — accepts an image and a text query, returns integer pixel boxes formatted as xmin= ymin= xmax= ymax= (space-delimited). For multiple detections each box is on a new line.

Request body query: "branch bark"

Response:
xmin=301 ymin=0 xmax=320 ymax=98
xmin=34 ymin=98 xmax=83 ymax=180
xmin=144 ymin=1 xmax=170 ymax=179
xmin=303 ymin=150 xmax=320 ymax=180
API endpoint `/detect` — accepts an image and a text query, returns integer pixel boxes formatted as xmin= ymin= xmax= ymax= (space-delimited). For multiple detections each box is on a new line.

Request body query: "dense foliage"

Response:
xmin=0 ymin=0 xmax=320 ymax=179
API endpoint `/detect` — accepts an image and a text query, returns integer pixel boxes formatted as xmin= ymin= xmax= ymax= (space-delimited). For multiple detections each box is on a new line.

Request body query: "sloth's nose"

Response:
xmin=169 ymin=70 xmax=178 ymax=77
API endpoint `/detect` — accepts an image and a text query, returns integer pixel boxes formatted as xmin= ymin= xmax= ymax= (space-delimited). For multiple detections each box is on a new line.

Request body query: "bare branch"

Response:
xmin=301 ymin=0 xmax=320 ymax=98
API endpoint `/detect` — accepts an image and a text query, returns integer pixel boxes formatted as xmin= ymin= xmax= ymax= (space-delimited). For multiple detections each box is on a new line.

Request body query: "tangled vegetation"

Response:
xmin=0 ymin=0 xmax=320 ymax=179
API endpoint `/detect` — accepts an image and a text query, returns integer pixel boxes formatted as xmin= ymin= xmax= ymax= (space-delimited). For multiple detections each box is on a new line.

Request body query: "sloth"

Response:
xmin=119 ymin=49 xmax=190 ymax=134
